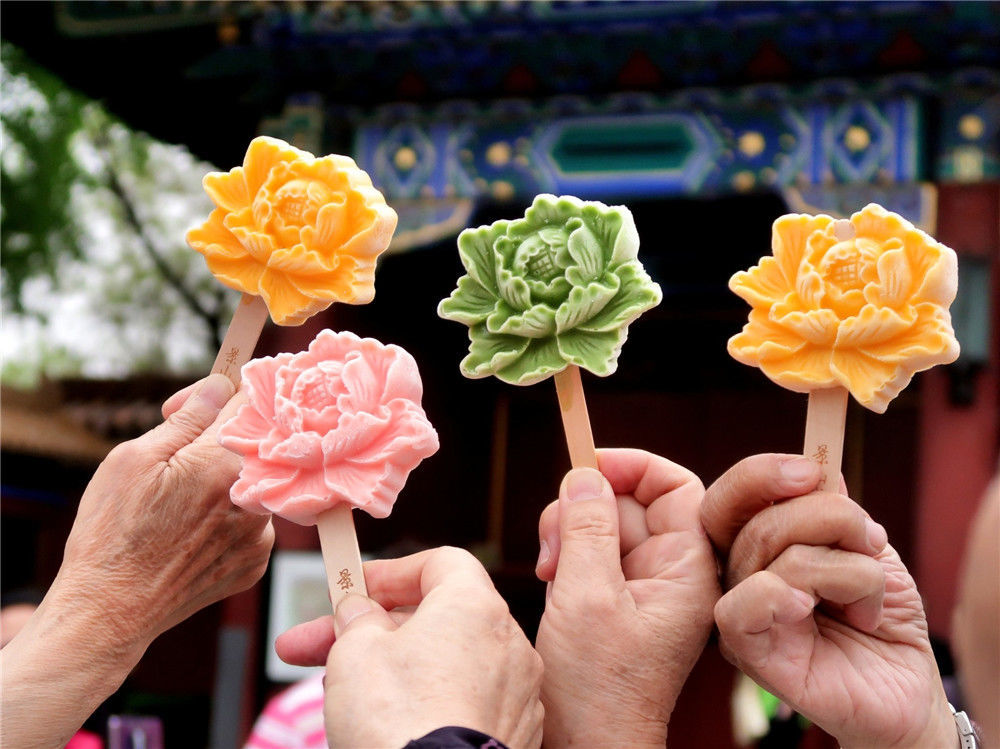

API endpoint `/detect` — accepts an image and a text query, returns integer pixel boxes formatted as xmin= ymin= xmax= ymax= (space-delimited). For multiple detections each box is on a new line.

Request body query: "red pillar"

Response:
xmin=914 ymin=183 xmax=1000 ymax=637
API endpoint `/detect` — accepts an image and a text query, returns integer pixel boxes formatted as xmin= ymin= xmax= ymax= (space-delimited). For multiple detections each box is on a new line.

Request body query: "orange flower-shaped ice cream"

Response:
xmin=186 ymin=136 xmax=397 ymax=325
xmin=729 ymin=204 xmax=959 ymax=413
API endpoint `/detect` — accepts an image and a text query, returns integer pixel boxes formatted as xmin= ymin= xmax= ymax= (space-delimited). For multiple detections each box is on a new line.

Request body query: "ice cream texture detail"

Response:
xmin=218 ymin=330 xmax=439 ymax=525
xmin=186 ymin=136 xmax=397 ymax=326
xmin=438 ymin=194 xmax=662 ymax=385
xmin=728 ymin=203 xmax=960 ymax=413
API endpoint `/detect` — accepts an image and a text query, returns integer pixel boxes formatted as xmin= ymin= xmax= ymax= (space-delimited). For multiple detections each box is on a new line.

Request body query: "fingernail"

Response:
xmin=536 ymin=539 xmax=550 ymax=568
xmin=792 ymin=588 xmax=815 ymax=611
xmin=563 ymin=468 xmax=606 ymax=502
xmin=194 ymin=374 xmax=235 ymax=411
xmin=865 ymin=519 xmax=888 ymax=552
xmin=334 ymin=593 xmax=374 ymax=633
xmin=780 ymin=457 xmax=818 ymax=483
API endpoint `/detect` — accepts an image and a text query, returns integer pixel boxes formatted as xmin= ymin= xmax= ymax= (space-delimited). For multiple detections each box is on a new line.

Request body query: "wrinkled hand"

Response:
xmin=534 ymin=449 xmax=720 ymax=748
xmin=276 ymin=547 xmax=544 ymax=748
xmin=53 ymin=374 xmax=274 ymax=651
xmin=701 ymin=454 xmax=955 ymax=749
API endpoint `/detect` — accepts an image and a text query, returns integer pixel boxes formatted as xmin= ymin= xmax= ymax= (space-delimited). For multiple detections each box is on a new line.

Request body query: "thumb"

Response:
xmin=144 ymin=374 xmax=235 ymax=460
xmin=554 ymin=467 xmax=626 ymax=592
xmin=333 ymin=593 xmax=397 ymax=639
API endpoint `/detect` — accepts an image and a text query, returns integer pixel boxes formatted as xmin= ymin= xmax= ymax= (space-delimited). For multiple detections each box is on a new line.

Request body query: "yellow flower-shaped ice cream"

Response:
xmin=728 ymin=203 xmax=959 ymax=413
xmin=187 ymin=136 xmax=397 ymax=325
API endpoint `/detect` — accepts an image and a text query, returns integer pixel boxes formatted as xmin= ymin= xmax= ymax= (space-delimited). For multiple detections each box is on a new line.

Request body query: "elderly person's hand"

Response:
xmin=276 ymin=547 xmax=544 ymax=748
xmin=701 ymin=454 xmax=956 ymax=749
xmin=1 ymin=374 xmax=274 ymax=749
xmin=533 ymin=449 xmax=720 ymax=748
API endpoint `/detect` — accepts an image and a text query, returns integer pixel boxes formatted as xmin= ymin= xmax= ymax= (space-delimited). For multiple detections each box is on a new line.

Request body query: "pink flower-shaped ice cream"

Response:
xmin=218 ymin=330 xmax=439 ymax=525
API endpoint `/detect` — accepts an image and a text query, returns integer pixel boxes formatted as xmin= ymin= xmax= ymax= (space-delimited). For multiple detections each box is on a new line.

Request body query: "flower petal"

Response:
xmin=566 ymin=222 xmax=604 ymax=283
xmin=438 ymin=275 xmax=499 ymax=326
xmin=243 ymin=136 xmax=311 ymax=197
xmin=773 ymin=308 xmax=840 ymax=345
xmin=261 ymin=431 xmax=324 ymax=467
xmin=795 ymin=269 xmax=825 ymax=310
xmin=321 ymin=410 xmax=389 ymax=463
xmin=284 ymin=257 xmax=370 ymax=305
xmin=258 ymin=269 xmax=327 ymax=326
xmin=201 ymin=253 xmax=266 ymax=296
xmin=727 ymin=309 xmax=809 ymax=364
xmin=578 ymin=262 xmax=661 ymax=333
xmin=772 ymin=213 xmax=835 ymax=287
xmin=347 ymin=400 xmax=438 ymax=465
xmin=456 ymin=222 xmax=507 ymax=296
xmin=218 ymin=403 xmax=275 ymax=455
xmin=729 ymin=256 xmax=793 ymax=308
xmin=756 ymin=344 xmax=837 ymax=392
xmin=829 ymin=349 xmax=906 ymax=414
xmin=556 ymin=328 xmax=626 ymax=376
xmin=228 ymin=225 xmax=278 ymax=264
xmin=267 ymin=242 xmax=333 ymax=274
xmin=203 ymin=169 xmax=251 ymax=213
xmin=869 ymin=248 xmax=912 ymax=308
xmin=835 ymin=304 xmax=912 ymax=349
xmin=381 ymin=346 xmax=424 ymax=402
xmin=459 ymin=324 xmax=530 ymax=379
xmin=186 ymin=209 xmax=248 ymax=260
xmin=496 ymin=265 xmax=532 ymax=310
xmin=858 ymin=302 xmax=959 ymax=368
xmin=606 ymin=205 xmax=639 ymax=265
xmin=526 ymin=276 xmax=573 ymax=307
xmin=241 ymin=353 xmax=289 ymax=416
xmin=908 ymin=239 xmax=958 ymax=307
xmin=230 ymin=458 xmax=300 ymax=511
xmin=495 ymin=337 xmax=567 ymax=385
xmin=486 ymin=301 xmax=558 ymax=338
xmin=554 ymin=275 xmax=620 ymax=334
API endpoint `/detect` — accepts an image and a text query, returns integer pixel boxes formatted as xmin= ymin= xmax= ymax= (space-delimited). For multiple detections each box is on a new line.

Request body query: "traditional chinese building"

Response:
xmin=2 ymin=3 xmax=997 ymax=747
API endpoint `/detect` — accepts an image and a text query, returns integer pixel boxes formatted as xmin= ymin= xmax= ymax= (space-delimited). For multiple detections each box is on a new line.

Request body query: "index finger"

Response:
xmin=361 ymin=546 xmax=494 ymax=611
xmin=597 ymin=448 xmax=704 ymax=534
xmin=701 ymin=453 xmax=824 ymax=554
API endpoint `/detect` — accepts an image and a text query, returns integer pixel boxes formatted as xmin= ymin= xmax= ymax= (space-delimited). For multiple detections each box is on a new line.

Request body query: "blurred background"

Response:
xmin=1 ymin=2 xmax=997 ymax=747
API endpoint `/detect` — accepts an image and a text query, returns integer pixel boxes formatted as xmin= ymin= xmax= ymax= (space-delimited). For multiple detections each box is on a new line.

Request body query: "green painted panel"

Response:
xmin=551 ymin=121 xmax=694 ymax=174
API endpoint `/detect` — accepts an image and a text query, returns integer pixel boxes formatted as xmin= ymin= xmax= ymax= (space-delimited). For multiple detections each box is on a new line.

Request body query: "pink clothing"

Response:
xmin=66 ymin=730 xmax=103 ymax=749
xmin=244 ymin=674 xmax=326 ymax=749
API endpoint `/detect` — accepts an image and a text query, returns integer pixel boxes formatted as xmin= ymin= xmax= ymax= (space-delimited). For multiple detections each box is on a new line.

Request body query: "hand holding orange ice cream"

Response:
xmin=728 ymin=204 xmax=960 ymax=488
xmin=187 ymin=136 xmax=397 ymax=381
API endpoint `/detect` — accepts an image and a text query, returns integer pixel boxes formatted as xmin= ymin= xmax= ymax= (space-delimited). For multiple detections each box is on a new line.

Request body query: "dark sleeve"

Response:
xmin=403 ymin=726 xmax=509 ymax=749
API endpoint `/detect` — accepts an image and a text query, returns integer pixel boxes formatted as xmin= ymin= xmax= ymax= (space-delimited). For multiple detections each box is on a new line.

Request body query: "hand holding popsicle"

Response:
xmin=187 ymin=136 xmax=397 ymax=381
xmin=438 ymin=194 xmax=661 ymax=468
xmin=728 ymin=204 xmax=960 ymax=488
xmin=701 ymin=454 xmax=957 ymax=749
xmin=218 ymin=330 xmax=439 ymax=605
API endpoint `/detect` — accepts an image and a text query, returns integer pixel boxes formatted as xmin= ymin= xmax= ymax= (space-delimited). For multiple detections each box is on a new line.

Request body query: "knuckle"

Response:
xmin=781 ymin=543 xmax=816 ymax=571
xmin=105 ymin=441 xmax=142 ymax=472
xmin=564 ymin=509 xmax=616 ymax=540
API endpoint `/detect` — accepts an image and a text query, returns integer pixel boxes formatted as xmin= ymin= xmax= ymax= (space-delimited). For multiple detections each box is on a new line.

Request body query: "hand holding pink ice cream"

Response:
xmin=218 ymin=330 xmax=439 ymax=526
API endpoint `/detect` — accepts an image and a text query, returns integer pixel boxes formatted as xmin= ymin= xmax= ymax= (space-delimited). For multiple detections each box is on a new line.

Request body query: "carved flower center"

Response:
xmin=514 ymin=233 xmax=567 ymax=283
xmin=274 ymin=179 xmax=334 ymax=229
xmin=819 ymin=239 xmax=878 ymax=293
xmin=290 ymin=363 xmax=346 ymax=413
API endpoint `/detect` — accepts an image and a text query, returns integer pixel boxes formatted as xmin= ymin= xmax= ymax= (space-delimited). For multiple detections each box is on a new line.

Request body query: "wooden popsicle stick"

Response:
xmin=316 ymin=504 xmax=368 ymax=609
xmin=553 ymin=365 xmax=599 ymax=470
xmin=211 ymin=294 xmax=270 ymax=385
xmin=803 ymin=386 xmax=849 ymax=492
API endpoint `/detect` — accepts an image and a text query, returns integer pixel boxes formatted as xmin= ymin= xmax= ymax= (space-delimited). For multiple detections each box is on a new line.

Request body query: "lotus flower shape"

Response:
xmin=438 ymin=194 xmax=662 ymax=385
xmin=187 ymin=136 xmax=397 ymax=326
xmin=218 ymin=330 xmax=439 ymax=525
xmin=728 ymin=204 xmax=960 ymax=413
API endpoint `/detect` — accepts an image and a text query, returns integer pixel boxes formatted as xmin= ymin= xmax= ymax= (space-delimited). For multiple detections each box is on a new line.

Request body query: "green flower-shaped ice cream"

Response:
xmin=438 ymin=194 xmax=662 ymax=385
